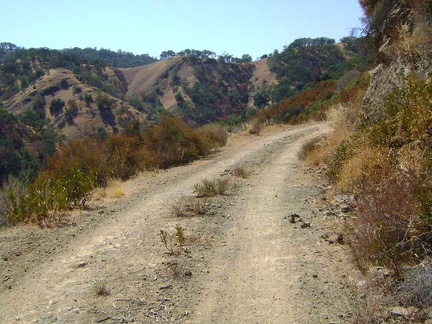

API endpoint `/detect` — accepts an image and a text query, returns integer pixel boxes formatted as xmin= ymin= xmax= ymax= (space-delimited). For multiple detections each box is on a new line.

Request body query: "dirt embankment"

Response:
xmin=0 ymin=123 xmax=357 ymax=323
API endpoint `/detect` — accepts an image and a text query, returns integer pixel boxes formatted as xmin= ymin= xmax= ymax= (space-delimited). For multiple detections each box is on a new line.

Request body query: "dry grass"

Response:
xmin=337 ymin=146 xmax=389 ymax=193
xmin=345 ymin=171 xmax=421 ymax=275
xmin=349 ymin=284 xmax=387 ymax=324
xmin=92 ymin=178 xmax=126 ymax=201
xmin=171 ymin=195 xmax=210 ymax=217
xmin=193 ymin=178 xmax=230 ymax=197
xmin=305 ymin=103 xmax=357 ymax=167
xmin=94 ymin=282 xmax=111 ymax=297
xmin=298 ymin=137 xmax=322 ymax=161
xmin=105 ymin=178 xmax=126 ymax=198
xmin=395 ymin=262 xmax=432 ymax=309
xmin=198 ymin=123 xmax=228 ymax=146
xmin=249 ymin=119 xmax=264 ymax=135
xmin=233 ymin=166 xmax=249 ymax=179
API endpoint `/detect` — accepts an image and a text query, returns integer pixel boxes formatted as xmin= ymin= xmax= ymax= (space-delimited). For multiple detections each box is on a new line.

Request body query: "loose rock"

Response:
xmin=77 ymin=262 xmax=87 ymax=268
xmin=301 ymin=222 xmax=311 ymax=228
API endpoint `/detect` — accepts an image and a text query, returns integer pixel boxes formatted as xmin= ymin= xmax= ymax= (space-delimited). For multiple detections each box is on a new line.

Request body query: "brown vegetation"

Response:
xmin=306 ymin=72 xmax=432 ymax=320
xmin=257 ymin=80 xmax=337 ymax=124
xmin=193 ymin=178 xmax=230 ymax=198
xmin=3 ymin=116 xmax=227 ymax=225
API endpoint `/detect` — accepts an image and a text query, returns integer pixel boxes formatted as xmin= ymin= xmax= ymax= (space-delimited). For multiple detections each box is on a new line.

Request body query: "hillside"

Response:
xmin=1 ymin=56 xmax=260 ymax=141
xmin=4 ymin=68 xmax=144 ymax=140
xmin=0 ymin=39 xmax=366 ymax=138
xmin=121 ymin=56 xmax=255 ymax=125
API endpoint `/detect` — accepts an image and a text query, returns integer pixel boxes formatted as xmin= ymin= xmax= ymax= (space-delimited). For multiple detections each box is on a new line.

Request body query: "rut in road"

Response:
xmin=187 ymin=124 xmax=338 ymax=324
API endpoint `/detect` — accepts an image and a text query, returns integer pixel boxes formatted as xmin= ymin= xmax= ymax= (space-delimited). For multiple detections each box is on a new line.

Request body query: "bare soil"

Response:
xmin=0 ymin=122 xmax=357 ymax=323
xmin=247 ymin=58 xmax=278 ymax=107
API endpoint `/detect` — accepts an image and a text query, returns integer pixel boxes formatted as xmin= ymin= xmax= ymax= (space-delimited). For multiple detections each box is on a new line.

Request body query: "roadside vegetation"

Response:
xmin=1 ymin=116 xmax=227 ymax=226
xmin=302 ymin=0 xmax=432 ymax=321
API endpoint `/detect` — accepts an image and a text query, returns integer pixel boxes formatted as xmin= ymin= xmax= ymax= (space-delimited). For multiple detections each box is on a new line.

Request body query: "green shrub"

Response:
xmin=326 ymin=139 xmax=356 ymax=181
xmin=49 ymin=137 xmax=109 ymax=186
xmin=49 ymin=98 xmax=65 ymax=116
xmin=175 ymin=225 xmax=185 ymax=247
xmin=6 ymin=164 xmax=96 ymax=224
xmin=5 ymin=177 xmax=29 ymax=224
xmin=83 ymin=93 xmax=93 ymax=106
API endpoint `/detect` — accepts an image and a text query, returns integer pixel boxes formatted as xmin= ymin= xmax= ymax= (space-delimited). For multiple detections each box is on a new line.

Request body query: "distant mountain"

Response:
xmin=0 ymin=39 xmax=368 ymax=135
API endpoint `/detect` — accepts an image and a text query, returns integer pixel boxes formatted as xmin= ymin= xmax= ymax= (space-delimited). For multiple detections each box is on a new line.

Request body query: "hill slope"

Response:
xmin=121 ymin=56 xmax=255 ymax=125
xmin=2 ymin=56 xmax=259 ymax=139
xmin=4 ymin=68 xmax=144 ymax=140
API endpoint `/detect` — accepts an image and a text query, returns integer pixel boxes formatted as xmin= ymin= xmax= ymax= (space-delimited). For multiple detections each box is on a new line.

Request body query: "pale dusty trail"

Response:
xmin=187 ymin=123 xmax=341 ymax=323
xmin=0 ymin=122 xmax=353 ymax=323
xmin=188 ymin=130 xmax=309 ymax=323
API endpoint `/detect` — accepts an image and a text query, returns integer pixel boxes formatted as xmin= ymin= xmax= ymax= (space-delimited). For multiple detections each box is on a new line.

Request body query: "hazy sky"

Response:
xmin=2 ymin=0 xmax=364 ymax=59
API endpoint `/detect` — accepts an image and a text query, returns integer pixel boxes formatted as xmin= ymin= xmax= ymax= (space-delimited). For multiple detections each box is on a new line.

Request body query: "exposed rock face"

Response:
xmin=361 ymin=57 xmax=411 ymax=123
xmin=362 ymin=53 xmax=432 ymax=123
xmin=361 ymin=1 xmax=432 ymax=124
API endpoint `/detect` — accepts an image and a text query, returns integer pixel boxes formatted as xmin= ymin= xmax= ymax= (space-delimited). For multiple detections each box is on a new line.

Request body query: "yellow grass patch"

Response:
xmin=337 ymin=147 xmax=389 ymax=193
xmin=305 ymin=104 xmax=356 ymax=166
xmin=92 ymin=178 xmax=126 ymax=201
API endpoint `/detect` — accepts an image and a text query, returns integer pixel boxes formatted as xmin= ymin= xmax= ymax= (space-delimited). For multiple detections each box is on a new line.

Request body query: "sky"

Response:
xmin=2 ymin=0 xmax=364 ymax=60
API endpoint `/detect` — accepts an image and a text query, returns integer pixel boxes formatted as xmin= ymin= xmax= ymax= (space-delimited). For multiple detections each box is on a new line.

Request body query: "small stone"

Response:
xmin=340 ymin=203 xmax=351 ymax=213
xmin=389 ymin=306 xmax=410 ymax=317
xmin=159 ymin=283 xmax=172 ymax=290
xmin=2 ymin=255 xmax=8 ymax=261
xmin=424 ymin=306 xmax=432 ymax=318
xmin=77 ymin=262 xmax=87 ymax=268
xmin=184 ymin=270 xmax=192 ymax=277
xmin=288 ymin=213 xmax=300 ymax=223
xmin=369 ymin=266 xmax=391 ymax=280
xmin=301 ymin=222 xmax=311 ymax=228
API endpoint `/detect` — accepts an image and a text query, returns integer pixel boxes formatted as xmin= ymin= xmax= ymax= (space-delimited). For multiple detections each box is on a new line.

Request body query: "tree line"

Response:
xmin=159 ymin=48 xmax=253 ymax=63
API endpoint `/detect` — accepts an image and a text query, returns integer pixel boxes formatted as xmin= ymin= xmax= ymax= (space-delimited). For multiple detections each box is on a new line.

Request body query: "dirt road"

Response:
xmin=0 ymin=122 xmax=355 ymax=323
